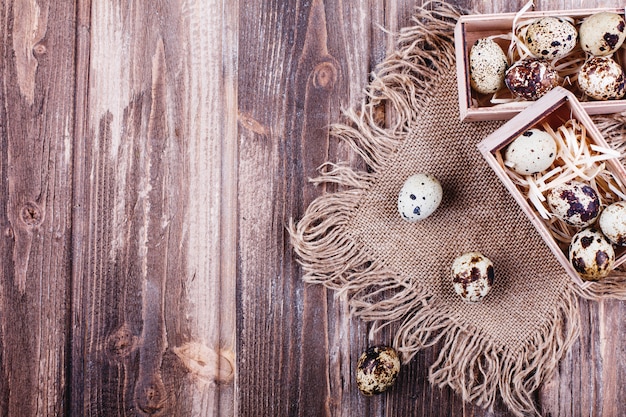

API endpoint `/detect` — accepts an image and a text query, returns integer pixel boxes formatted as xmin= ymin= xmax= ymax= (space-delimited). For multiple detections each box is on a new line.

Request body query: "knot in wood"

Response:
xmin=312 ymin=61 xmax=338 ymax=90
xmin=106 ymin=326 xmax=136 ymax=359
xmin=33 ymin=43 xmax=47 ymax=55
xmin=172 ymin=343 xmax=235 ymax=384
xmin=135 ymin=374 xmax=166 ymax=415
xmin=20 ymin=202 xmax=43 ymax=226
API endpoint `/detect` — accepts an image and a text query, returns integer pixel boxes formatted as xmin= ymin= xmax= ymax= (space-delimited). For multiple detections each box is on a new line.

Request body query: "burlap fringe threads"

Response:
xmin=289 ymin=2 xmax=626 ymax=416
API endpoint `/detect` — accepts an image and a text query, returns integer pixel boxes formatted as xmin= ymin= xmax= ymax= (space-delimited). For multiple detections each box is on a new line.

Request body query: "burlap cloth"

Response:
xmin=289 ymin=3 xmax=626 ymax=416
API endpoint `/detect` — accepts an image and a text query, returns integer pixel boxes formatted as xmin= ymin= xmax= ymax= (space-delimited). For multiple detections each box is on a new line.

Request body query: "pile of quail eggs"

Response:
xmin=503 ymin=127 xmax=626 ymax=281
xmin=469 ymin=11 xmax=626 ymax=101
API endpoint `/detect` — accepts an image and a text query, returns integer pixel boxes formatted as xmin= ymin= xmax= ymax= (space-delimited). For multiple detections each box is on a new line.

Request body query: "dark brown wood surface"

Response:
xmin=0 ymin=0 xmax=624 ymax=416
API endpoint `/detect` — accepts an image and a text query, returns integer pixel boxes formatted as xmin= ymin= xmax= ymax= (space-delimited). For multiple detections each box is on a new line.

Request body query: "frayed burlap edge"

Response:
xmin=288 ymin=2 xmax=626 ymax=416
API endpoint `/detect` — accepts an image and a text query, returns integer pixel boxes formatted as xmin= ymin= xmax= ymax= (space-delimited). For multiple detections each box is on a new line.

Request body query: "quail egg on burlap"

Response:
xmin=504 ymin=128 xmax=557 ymax=175
xmin=525 ymin=16 xmax=578 ymax=59
xmin=579 ymin=12 xmax=626 ymax=56
xmin=578 ymin=56 xmax=626 ymax=100
xmin=599 ymin=201 xmax=626 ymax=246
xmin=546 ymin=181 xmax=601 ymax=227
xmin=397 ymin=173 xmax=443 ymax=222
xmin=569 ymin=228 xmax=615 ymax=280
xmin=469 ymin=38 xmax=509 ymax=94
xmin=356 ymin=346 xmax=401 ymax=396
xmin=505 ymin=58 xmax=560 ymax=100
xmin=452 ymin=252 xmax=494 ymax=303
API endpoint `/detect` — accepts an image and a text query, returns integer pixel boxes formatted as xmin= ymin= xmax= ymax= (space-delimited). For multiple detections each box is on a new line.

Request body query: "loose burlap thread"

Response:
xmin=289 ymin=2 xmax=626 ymax=416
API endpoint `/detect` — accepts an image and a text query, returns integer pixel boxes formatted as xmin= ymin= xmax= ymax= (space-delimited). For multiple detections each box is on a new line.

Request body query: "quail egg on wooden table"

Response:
xmin=356 ymin=346 xmax=401 ymax=396
xmin=503 ymin=128 xmax=557 ymax=175
xmin=525 ymin=16 xmax=578 ymax=59
xmin=505 ymin=58 xmax=560 ymax=100
xmin=469 ymin=38 xmax=509 ymax=95
xmin=451 ymin=252 xmax=494 ymax=303
xmin=569 ymin=227 xmax=615 ymax=280
xmin=599 ymin=201 xmax=626 ymax=246
xmin=578 ymin=57 xmax=626 ymax=100
xmin=397 ymin=173 xmax=443 ymax=222
xmin=546 ymin=181 xmax=601 ymax=227
xmin=579 ymin=11 xmax=626 ymax=57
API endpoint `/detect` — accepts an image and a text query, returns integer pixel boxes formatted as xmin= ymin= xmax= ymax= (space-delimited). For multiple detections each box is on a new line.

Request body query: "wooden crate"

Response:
xmin=455 ymin=8 xmax=626 ymax=122
xmin=478 ymin=87 xmax=626 ymax=288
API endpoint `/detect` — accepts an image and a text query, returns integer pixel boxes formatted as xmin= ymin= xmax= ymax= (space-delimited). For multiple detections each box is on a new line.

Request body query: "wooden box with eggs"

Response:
xmin=478 ymin=86 xmax=626 ymax=288
xmin=455 ymin=7 xmax=626 ymax=121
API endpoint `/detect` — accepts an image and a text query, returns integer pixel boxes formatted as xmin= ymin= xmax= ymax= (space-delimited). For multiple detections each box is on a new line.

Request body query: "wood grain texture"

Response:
xmin=69 ymin=0 xmax=236 ymax=415
xmin=0 ymin=0 xmax=624 ymax=416
xmin=0 ymin=1 xmax=75 ymax=415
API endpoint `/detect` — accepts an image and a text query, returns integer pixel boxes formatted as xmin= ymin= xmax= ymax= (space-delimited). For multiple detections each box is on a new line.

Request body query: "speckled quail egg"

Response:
xmin=578 ymin=56 xmax=626 ymax=100
xmin=525 ymin=17 xmax=578 ymax=59
xmin=569 ymin=227 xmax=615 ymax=280
xmin=397 ymin=173 xmax=443 ymax=222
xmin=579 ymin=12 xmax=626 ymax=57
xmin=504 ymin=128 xmax=557 ymax=175
xmin=469 ymin=38 xmax=509 ymax=94
xmin=599 ymin=201 xmax=626 ymax=246
xmin=505 ymin=58 xmax=560 ymax=100
xmin=356 ymin=346 xmax=401 ymax=396
xmin=452 ymin=252 xmax=494 ymax=303
xmin=546 ymin=181 xmax=601 ymax=228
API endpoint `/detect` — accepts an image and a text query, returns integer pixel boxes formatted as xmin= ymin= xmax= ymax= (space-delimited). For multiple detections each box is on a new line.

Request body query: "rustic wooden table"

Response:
xmin=1 ymin=0 xmax=625 ymax=416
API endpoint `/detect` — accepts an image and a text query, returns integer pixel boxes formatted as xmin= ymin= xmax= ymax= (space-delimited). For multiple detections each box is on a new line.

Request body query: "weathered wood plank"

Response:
xmin=237 ymin=0 xmax=360 ymax=415
xmin=69 ymin=0 xmax=92 ymax=413
xmin=235 ymin=0 xmax=422 ymax=416
xmin=169 ymin=0 xmax=238 ymax=415
xmin=0 ymin=0 xmax=76 ymax=415
xmin=70 ymin=1 xmax=236 ymax=415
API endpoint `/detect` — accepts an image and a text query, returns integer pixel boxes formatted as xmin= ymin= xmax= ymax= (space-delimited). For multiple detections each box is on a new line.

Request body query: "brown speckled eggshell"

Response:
xmin=546 ymin=181 xmax=601 ymax=228
xmin=469 ymin=38 xmax=509 ymax=94
xmin=578 ymin=57 xmax=626 ymax=100
xmin=569 ymin=228 xmax=615 ymax=280
xmin=505 ymin=59 xmax=559 ymax=100
xmin=451 ymin=252 xmax=494 ymax=303
xmin=599 ymin=201 xmax=626 ymax=246
xmin=579 ymin=12 xmax=626 ymax=56
xmin=525 ymin=17 xmax=578 ymax=59
xmin=504 ymin=128 xmax=557 ymax=175
xmin=356 ymin=346 xmax=401 ymax=396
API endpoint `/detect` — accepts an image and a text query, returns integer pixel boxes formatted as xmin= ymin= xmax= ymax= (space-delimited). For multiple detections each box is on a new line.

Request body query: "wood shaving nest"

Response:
xmin=496 ymin=118 xmax=626 ymax=248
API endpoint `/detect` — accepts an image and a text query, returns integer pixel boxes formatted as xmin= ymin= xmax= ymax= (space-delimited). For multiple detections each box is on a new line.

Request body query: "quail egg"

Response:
xmin=469 ymin=38 xmax=509 ymax=94
xmin=356 ymin=346 xmax=401 ymax=396
xmin=578 ymin=56 xmax=626 ymax=100
xmin=525 ymin=16 xmax=578 ymax=60
xmin=569 ymin=227 xmax=615 ymax=280
xmin=546 ymin=181 xmax=601 ymax=227
xmin=504 ymin=128 xmax=557 ymax=175
xmin=579 ymin=12 xmax=626 ymax=57
xmin=599 ymin=201 xmax=626 ymax=246
xmin=505 ymin=58 xmax=560 ymax=100
xmin=397 ymin=173 xmax=443 ymax=222
xmin=452 ymin=252 xmax=494 ymax=303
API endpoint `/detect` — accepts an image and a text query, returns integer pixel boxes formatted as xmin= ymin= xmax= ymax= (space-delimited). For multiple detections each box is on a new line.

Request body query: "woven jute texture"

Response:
xmin=289 ymin=3 xmax=626 ymax=416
